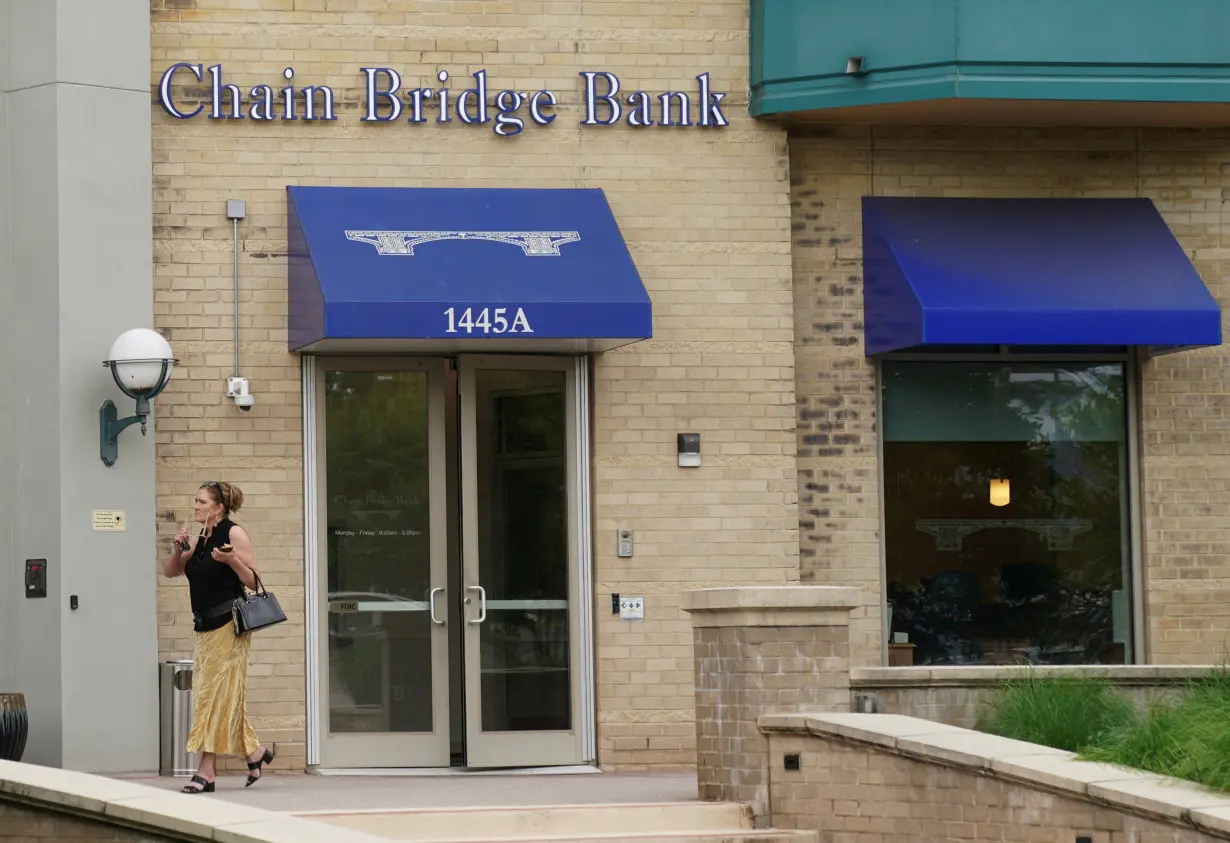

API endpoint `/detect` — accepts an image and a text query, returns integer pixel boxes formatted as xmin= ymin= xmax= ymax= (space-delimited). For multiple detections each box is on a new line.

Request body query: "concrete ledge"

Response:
xmin=683 ymin=586 xmax=860 ymax=627
xmin=850 ymin=665 xmax=1218 ymax=689
xmin=760 ymin=712 xmax=1230 ymax=834
xmin=0 ymin=759 xmax=389 ymax=843
xmin=759 ymin=712 xmax=965 ymax=750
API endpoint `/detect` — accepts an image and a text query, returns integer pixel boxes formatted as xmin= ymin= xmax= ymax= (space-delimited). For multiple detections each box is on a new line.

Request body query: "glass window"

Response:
xmin=882 ymin=361 xmax=1133 ymax=666
xmin=474 ymin=370 xmax=571 ymax=732
xmin=324 ymin=370 xmax=433 ymax=734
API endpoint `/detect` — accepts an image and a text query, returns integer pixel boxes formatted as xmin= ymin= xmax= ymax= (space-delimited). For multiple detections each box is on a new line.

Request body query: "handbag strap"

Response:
xmin=238 ymin=572 xmax=268 ymax=599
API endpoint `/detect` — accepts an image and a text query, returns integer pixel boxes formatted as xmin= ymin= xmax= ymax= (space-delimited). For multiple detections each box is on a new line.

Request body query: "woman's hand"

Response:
xmin=210 ymin=545 xmax=237 ymax=565
xmin=163 ymin=522 xmax=192 ymax=579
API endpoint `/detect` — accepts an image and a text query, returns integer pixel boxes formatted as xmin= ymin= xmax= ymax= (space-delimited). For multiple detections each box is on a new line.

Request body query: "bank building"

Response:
xmin=1 ymin=0 xmax=1229 ymax=776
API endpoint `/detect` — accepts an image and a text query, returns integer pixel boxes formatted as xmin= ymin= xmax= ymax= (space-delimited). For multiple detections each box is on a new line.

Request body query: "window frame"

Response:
xmin=873 ymin=348 xmax=1145 ymax=667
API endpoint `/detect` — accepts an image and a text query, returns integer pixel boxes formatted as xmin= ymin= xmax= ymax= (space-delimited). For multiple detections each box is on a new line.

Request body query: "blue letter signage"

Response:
xmin=158 ymin=65 xmax=729 ymax=134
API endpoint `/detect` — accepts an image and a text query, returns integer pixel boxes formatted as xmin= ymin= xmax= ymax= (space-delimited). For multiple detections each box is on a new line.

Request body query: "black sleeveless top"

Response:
xmin=184 ymin=518 xmax=244 ymax=632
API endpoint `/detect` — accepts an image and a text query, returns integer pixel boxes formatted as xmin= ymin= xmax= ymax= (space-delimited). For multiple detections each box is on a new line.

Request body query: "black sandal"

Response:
xmin=245 ymin=747 xmax=275 ymax=787
xmin=181 ymin=774 xmax=215 ymax=794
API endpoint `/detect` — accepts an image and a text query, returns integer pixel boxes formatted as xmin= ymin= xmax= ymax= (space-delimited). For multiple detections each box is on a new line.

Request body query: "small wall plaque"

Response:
xmin=92 ymin=510 xmax=126 ymax=532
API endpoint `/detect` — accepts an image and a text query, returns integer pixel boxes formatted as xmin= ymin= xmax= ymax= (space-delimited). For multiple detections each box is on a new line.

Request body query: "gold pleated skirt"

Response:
xmin=185 ymin=623 xmax=260 ymax=757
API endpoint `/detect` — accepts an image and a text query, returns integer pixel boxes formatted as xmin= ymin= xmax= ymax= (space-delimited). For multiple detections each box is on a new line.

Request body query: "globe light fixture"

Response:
xmin=99 ymin=328 xmax=177 ymax=466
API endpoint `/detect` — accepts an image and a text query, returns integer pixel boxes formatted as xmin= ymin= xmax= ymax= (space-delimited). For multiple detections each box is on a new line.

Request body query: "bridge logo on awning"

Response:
xmin=345 ymin=230 xmax=581 ymax=257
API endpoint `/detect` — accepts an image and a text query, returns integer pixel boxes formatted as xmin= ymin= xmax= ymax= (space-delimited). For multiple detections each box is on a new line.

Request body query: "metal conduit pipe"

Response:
xmin=225 ymin=200 xmax=255 ymax=410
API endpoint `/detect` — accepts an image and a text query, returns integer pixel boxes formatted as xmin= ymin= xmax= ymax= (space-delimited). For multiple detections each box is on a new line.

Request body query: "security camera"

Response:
xmin=226 ymin=376 xmax=256 ymax=412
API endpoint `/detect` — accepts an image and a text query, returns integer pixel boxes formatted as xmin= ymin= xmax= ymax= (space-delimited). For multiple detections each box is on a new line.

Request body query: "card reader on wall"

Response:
xmin=25 ymin=559 xmax=47 ymax=598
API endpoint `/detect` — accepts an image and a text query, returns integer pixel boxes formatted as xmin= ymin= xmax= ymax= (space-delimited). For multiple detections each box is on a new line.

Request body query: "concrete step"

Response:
xmin=297 ymin=801 xmax=813 ymax=843
xmin=306 ymin=824 xmax=813 ymax=843
xmin=474 ymin=834 xmax=818 ymax=843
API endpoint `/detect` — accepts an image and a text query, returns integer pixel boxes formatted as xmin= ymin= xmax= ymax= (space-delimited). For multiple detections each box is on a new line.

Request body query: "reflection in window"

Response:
xmin=324 ymin=370 xmax=433 ymax=734
xmin=882 ymin=362 xmax=1133 ymax=666
xmin=475 ymin=370 xmax=571 ymax=732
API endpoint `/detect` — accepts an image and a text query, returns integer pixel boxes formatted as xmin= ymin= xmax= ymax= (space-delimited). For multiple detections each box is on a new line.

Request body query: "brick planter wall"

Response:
xmin=682 ymin=585 xmax=858 ymax=823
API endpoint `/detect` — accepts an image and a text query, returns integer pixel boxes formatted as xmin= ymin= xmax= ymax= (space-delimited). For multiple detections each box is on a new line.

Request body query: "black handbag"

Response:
xmin=232 ymin=574 xmax=287 ymax=635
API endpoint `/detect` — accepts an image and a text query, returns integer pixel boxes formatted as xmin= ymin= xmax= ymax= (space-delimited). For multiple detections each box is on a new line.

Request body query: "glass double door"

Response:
xmin=314 ymin=356 xmax=583 ymax=769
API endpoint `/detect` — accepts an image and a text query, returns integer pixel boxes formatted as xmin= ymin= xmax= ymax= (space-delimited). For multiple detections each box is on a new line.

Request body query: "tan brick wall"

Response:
xmin=768 ymin=732 xmax=1221 ymax=842
xmin=151 ymin=0 xmax=795 ymax=769
xmin=694 ymin=624 xmax=850 ymax=815
xmin=791 ymin=125 xmax=1230 ymax=668
xmin=0 ymin=800 xmax=177 ymax=843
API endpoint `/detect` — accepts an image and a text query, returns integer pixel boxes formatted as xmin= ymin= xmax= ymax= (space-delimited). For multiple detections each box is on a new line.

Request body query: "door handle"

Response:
xmin=467 ymin=585 xmax=487 ymax=624
xmin=428 ymin=587 xmax=445 ymax=626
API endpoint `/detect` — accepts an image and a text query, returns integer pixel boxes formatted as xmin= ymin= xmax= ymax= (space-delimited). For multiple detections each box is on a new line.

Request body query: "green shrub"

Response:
xmin=1082 ymin=667 xmax=1230 ymax=791
xmin=977 ymin=673 xmax=1137 ymax=753
xmin=977 ymin=667 xmax=1230 ymax=793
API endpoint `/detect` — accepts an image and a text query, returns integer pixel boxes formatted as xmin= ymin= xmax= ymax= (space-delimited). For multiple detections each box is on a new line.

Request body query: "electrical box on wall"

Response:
xmin=25 ymin=559 xmax=47 ymax=598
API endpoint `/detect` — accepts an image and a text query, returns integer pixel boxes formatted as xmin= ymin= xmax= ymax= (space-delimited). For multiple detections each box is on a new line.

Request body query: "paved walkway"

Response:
xmin=114 ymin=770 xmax=699 ymax=813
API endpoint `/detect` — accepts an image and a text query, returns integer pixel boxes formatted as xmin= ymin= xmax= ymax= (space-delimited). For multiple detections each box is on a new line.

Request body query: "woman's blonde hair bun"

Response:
xmin=202 ymin=481 xmax=244 ymax=516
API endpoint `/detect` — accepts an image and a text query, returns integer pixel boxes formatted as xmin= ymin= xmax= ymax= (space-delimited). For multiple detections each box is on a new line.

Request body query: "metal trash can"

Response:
xmin=159 ymin=659 xmax=198 ymax=777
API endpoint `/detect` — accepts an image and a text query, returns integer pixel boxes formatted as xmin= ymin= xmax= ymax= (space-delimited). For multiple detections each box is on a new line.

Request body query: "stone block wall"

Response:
xmin=694 ymin=626 xmax=850 ymax=797
xmin=765 ymin=714 xmax=1230 ymax=842
xmin=684 ymin=586 xmax=859 ymax=822
xmin=0 ymin=757 xmax=391 ymax=842
xmin=0 ymin=801 xmax=174 ymax=843
xmin=683 ymin=584 xmax=1230 ymax=836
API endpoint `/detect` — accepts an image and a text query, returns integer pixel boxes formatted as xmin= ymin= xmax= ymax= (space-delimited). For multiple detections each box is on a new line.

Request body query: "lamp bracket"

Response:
xmin=99 ymin=397 xmax=151 ymax=467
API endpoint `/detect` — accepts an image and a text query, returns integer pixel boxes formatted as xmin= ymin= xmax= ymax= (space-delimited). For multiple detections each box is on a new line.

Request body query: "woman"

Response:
xmin=163 ymin=480 xmax=274 ymax=794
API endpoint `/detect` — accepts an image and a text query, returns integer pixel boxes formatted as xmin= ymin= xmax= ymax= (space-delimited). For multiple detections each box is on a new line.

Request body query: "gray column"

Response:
xmin=0 ymin=0 xmax=14 ymax=714
xmin=1 ymin=0 xmax=156 ymax=773
xmin=0 ymin=3 xmax=10 ymax=694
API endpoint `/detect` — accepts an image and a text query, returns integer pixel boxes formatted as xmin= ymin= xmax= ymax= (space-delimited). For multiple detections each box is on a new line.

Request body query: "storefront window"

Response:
xmin=882 ymin=361 xmax=1133 ymax=666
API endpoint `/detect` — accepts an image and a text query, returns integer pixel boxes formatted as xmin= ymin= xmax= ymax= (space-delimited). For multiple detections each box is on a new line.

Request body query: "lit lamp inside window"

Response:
xmin=989 ymin=478 xmax=1010 ymax=507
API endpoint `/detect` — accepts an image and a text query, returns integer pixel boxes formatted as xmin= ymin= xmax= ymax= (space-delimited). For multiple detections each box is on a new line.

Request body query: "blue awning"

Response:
xmin=287 ymin=186 xmax=652 ymax=353
xmin=862 ymin=197 xmax=1222 ymax=356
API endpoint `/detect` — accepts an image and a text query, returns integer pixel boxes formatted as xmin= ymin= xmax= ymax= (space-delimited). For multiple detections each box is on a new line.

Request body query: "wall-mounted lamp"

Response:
xmin=989 ymin=477 xmax=1010 ymax=507
xmin=677 ymin=432 xmax=701 ymax=468
xmin=100 ymin=328 xmax=177 ymax=467
xmin=846 ymin=56 xmax=866 ymax=75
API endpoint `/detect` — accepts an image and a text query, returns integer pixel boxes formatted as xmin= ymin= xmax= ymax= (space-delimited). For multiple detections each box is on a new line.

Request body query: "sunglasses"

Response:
xmin=196 ymin=482 xmax=224 ymax=507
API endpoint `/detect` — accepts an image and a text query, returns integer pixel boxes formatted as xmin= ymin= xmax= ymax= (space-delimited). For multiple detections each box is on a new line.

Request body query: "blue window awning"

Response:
xmin=287 ymin=186 xmax=652 ymax=353
xmin=862 ymin=197 xmax=1222 ymax=356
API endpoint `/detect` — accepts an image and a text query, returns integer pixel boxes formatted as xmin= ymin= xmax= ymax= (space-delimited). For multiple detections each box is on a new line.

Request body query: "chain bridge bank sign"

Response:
xmin=158 ymin=64 xmax=731 ymax=137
